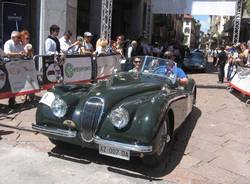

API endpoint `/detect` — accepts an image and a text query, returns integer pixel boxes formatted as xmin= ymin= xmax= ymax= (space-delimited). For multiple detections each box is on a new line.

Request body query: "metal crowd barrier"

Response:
xmin=0 ymin=54 xmax=122 ymax=99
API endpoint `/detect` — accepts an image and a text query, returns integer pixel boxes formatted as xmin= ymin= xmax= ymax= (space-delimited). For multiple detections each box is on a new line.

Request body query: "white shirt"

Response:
xmin=127 ymin=46 xmax=133 ymax=58
xmin=45 ymin=37 xmax=57 ymax=55
xmin=83 ymin=40 xmax=93 ymax=51
xmin=4 ymin=39 xmax=24 ymax=54
xmin=95 ymin=46 xmax=107 ymax=56
xmin=59 ymin=37 xmax=72 ymax=53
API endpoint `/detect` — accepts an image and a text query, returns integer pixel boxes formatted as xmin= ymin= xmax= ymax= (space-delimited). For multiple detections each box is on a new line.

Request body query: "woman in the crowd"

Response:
xmin=20 ymin=30 xmax=33 ymax=57
xmin=20 ymin=30 xmax=35 ymax=102
xmin=93 ymin=38 xmax=108 ymax=56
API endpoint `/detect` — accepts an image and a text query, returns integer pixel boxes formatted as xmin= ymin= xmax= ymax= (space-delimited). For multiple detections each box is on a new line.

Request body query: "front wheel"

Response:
xmin=142 ymin=116 xmax=172 ymax=167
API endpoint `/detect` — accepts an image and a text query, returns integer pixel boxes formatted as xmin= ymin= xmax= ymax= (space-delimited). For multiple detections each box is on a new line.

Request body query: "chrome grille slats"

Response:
xmin=80 ymin=97 xmax=104 ymax=142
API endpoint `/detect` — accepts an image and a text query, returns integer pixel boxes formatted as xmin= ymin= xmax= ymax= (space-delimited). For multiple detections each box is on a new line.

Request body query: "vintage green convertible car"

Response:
xmin=32 ymin=56 xmax=196 ymax=166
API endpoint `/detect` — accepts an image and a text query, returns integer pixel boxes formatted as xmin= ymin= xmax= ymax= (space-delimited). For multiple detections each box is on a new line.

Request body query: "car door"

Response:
xmin=168 ymin=89 xmax=189 ymax=129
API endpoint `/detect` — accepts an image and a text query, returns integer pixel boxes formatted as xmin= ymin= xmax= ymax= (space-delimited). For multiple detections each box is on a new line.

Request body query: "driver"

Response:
xmin=164 ymin=51 xmax=188 ymax=86
xmin=129 ymin=57 xmax=142 ymax=73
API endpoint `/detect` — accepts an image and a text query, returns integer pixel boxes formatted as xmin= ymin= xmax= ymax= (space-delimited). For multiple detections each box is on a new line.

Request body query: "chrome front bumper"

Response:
xmin=32 ymin=124 xmax=153 ymax=153
xmin=94 ymin=136 xmax=153 ymax=153
xmin=32 ymin=124 xmax=77 ymax=138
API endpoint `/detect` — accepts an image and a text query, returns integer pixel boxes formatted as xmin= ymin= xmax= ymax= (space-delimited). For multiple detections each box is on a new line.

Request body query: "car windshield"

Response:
xmin=141 ymin=56 xmax=177 ymax=84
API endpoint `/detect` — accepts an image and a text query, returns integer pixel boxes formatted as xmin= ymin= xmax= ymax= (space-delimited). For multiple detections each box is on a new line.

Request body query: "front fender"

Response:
xmin=97 ymin=93 xmax=169 ymax=145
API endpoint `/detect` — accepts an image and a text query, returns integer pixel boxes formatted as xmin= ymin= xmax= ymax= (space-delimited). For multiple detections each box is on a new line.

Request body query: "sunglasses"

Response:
xmin=134 ymin=60 xmax=141 ymax=64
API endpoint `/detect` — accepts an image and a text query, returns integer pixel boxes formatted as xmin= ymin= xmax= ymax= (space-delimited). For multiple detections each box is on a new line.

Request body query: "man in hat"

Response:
xmin=80 ymin=32 xmax=94 ymax=55
xmin=164 ymin=51 xmax=188 ymax=86
xmin=4 ymin=31 xmax=25 ymax=58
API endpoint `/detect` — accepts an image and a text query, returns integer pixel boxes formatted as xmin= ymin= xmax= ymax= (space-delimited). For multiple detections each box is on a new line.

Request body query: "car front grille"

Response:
xmin=80 ymin=97 xmax=104 ymax=142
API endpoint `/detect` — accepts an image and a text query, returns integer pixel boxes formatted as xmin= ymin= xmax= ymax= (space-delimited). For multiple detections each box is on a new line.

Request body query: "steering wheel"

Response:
xmin=153 ymin=66 xmax=167 ymax=75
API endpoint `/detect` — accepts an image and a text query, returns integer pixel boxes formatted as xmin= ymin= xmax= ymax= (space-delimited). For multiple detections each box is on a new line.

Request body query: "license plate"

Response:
xmin=99 ymin=145 xmax=130 ymax=160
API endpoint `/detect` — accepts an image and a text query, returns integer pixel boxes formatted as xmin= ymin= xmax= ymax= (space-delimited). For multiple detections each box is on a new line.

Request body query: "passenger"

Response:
xmin=129 ymin=57 xmax=142 ymax=73
xmin=20 ymin=30 xmax=33 ymax=57
xmin=4 ymin=31 xmax=25 ymax=58
xmin=80 ymin=32 xmax=94 ymax=55
xmin=45 ymin=24 xmax=61 ymax=55
xmin=164 ymin=51 xmax=188 ymax=86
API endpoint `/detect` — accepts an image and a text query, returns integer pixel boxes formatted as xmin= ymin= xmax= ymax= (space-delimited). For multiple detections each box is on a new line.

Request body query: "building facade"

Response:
xmin=152 ymin=14 xmax=184 ymax=45
xmin=1 ymin=0 xmax=151 ymax=54
xmin=0 ymin=0 xmax=39 ymax=49
xmin=183 ymin=14 xmax=199 ymax=49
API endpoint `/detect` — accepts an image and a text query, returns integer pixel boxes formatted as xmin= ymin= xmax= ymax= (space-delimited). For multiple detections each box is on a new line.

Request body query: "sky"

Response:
xmin=193 ymin=15 xmax=210 ymax=33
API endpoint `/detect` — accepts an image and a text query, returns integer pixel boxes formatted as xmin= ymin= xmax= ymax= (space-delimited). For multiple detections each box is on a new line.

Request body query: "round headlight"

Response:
xmin=110 ymin=107 xmax=129 ymax=129
xmin=51 ymin=98 xmax=67 ymax=118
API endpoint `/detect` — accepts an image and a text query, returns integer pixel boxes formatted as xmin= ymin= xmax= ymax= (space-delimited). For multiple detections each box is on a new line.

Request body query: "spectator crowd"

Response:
xmin=210 ymin=42 xmax=250 ymax=83
xmin=4 ymin=23 xmax=250 ymax=108
xmin=43 ymin=24 xmax=189 ymax=62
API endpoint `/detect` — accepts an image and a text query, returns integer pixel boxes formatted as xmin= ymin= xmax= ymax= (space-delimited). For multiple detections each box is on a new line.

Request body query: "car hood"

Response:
xmin=87 ymin=72 xmax=166 ymax=107
xmin=93 ymin=72 xmax=166 ymax=97
xmin=52 ymin=72 xmax=168 ymax=109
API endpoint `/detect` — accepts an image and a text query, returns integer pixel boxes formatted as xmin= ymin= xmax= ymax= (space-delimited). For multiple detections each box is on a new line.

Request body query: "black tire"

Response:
xmin=142 ymin=115 xmax=172 ymax=167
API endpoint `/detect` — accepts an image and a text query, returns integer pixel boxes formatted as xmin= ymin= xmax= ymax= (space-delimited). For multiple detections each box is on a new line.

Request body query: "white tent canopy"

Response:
xmin=151 ymin=0 xmax=237 ymax=16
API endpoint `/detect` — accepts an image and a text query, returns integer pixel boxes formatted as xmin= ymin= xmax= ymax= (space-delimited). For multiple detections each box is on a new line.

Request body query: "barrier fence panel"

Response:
xmin=63 ymin=56 xmax=92 ymax=84
xmin=0 ymin=54 xmax=122 ymax=100
xmin=229 ymin=65 xmax=250 ymax=96
xmin=0 ymin=59 xmax=40 ymax=99
xmin=96 ymin=54 xmax=122 ymax=80
xmin=41 ymin=55 xmax=63 ymax=90
xmin=0 ymin=62 xmax=11 ymax=99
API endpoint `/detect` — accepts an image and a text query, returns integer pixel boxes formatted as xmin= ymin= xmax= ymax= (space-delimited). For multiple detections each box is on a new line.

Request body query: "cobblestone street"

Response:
xmin=0 ymin=62 xmax=249 ymax=184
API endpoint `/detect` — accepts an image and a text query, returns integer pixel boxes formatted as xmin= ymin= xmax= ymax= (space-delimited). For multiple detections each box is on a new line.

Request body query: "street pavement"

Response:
xmin=0 ymin=61 xmax=250 ymax=184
